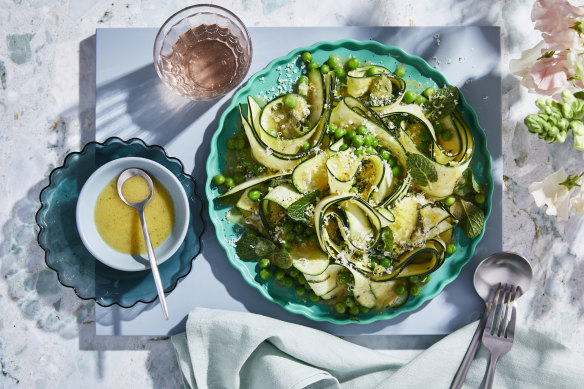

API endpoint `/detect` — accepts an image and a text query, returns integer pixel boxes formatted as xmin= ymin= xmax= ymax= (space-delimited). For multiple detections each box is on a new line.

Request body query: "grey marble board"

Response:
xmin=94 ymin=26 xmax=502 ymax=337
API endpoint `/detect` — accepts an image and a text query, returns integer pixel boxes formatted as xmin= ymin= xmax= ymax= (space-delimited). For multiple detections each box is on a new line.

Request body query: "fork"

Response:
xmin=481 ymin=283 xmax=520 ymax=389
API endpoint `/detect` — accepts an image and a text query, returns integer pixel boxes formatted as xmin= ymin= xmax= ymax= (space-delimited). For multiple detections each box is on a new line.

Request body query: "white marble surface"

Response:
xmin=1 ymin=0 xmax=583 ymax=387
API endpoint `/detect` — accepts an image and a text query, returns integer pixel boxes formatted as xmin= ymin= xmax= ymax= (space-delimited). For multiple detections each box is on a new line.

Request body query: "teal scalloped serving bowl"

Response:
xmin=36 ymin=137 xmax=204 ymax=307
xmin=206 ymin=39 xmax=492 ymax=324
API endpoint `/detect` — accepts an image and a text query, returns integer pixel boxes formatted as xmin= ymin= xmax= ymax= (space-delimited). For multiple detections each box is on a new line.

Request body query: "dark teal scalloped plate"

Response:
xmin=206 ymin=39 xmax=492 ymax=324
xmin=36 ymin=137 xmax=204 ymax=307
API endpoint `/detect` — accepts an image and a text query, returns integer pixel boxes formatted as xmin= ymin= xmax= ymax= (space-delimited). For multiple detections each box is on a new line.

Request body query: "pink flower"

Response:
xmin=522 ymin=54 xmax=572 ymax=95
xmin=532 ymin=0 xmax=584 ymax=50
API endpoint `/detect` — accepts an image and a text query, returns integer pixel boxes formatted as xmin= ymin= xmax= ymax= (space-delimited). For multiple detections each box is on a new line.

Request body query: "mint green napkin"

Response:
xmin=172 ymin=308 xmax=584 ymax=389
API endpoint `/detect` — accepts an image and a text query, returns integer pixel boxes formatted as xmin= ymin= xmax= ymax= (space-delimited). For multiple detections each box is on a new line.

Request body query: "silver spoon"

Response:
xmin=117 ymin=168 xmax=169 ymax=320
xmin=450 ymin=252 xmax=532 ymax=389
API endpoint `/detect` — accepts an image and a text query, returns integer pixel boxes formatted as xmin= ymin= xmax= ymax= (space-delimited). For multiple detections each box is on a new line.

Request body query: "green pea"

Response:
xmin=380 ymin=149 xmax=391 ymax=160
xmin=308 ymin=60 xmax=320 ymax=70
xmin=282 ymin=276 xmax=294 ymax=287
xmin=335 ymin=68 xmax=346 ymax=78
xmin=285 ymin=232 xmax=295 ymax=242
xmin=297 ymin=75 xmax=308 ymax=85
xmin=365 ymin=146 xmax=376 ymax=154
xmin=309 ymin=234 xmax=319 ymax=244
xmin=409 ymin=276 xmax=420 ymax=285
xmin=421 ymin=274 xmax=431 ymax=284
xmin=434 ymin=123 xmax=444 ymax=134
xmin=282 ymin=241 xmax=292 ymax=250
xmin=259 ymin=258 xmax=271 ymax=268
xmin=234 ymin=138 xmax=246 ymax=150
xmin=394 ymin=64 xmax=406 ymax=78
xmin=381 ymin=258 xmax=391 ymax=268
xmin=410 ymin=284 xmax=421 ymax=296
xmin=285 ymin=94 xmax=298 ymax=109
xmin=395 ymin=284 xmax=406 ymax=295
xmin=441 ymin=130 xmax=453 ymax=141
xmin=369 ymin=259 xmax=379 ymax=269
xmin=328 ymin=123 xmax=337 ymax=135
xmin=224 ymin=177 xmax=235 ymax=189
xmin=327 ymin=55 xmax=342 ymax=69
xmin=352 ymin=134 xmax=365 ymax=147
xmin=349 ymin=305 xmax=360 ymax=316
xmin=347 ymin=57 xmax=360 ymax=70
xmin=424 ymin=87 xmax=436 ymax=99
xmin=356 ymin=125 xmax=368 ymax=135
xmin=302 ymin=141 xmax=311 ymax=151
xmin=371 ymin=138 xmax=379 ymax=148
xmin=213 ymin=174 xmax=225 ymax=185
xmin=260 ymin=269 xmax=272 ymax=280
xmin=403 ymin=90 xmax=416 ymax=104
xmin=392 ymin=165 xmax=403 ymax=177
xmin=297 ymin=275 xmax=307 ymax=285
xmin=334 ymin=127 xmax=347 ymax=139
xmin=446 ymin=243 xmax=457 ymax=255
xmin=345 ymin=130 xmax=356 ymax=141
xmin=248 ymin=189 xmax=261 ymax=201
xmin=301 ymin=52 xmax=312 ymax=63
xmin=386 ymin=155 xmax=397 ymax=167
xmin=475 ymin=193 xmax=486 ymax=204
xmin=321 ymin=64 xmax=331 ymax=74
xmin=366 ymin=66 xmax=381 ymax=76
xmin=275 ymin=269 xmax=285 ymax=280
xmin=349 ymin=186 xmax=359 ymax=193
xmin=295 ymin=285 xmax=306 ymax=295
xmin=227 ymin=138 xmax=236 ymax=150
xmin=289 ymin=268 xmax=299 ymax=278
xmin=339 ymin=143 xmax=349 ymax=151
xmin=419 ymin=130 xmax=430 ymax=141
xmin=309 ymin=291 xmax=320 ymax=302
xmin=354 ymin=149 xmax=364 ymax=156
xmin=419 ymin=140 xmax=430 ymax=151
xmin=359 ymin=305 xmax=370 ymax=313
xmin=415 ymin=95 xmax=428 ymax=105
xmin=444 ymin=196 xmax=456 ymax=206
xmin=334 ymin=302 xmax=347 ymax=314
xmin=364 ymin=134 xmax=375 ymax=147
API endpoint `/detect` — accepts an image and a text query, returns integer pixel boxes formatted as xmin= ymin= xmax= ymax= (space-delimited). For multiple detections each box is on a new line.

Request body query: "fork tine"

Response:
xmin=497 ymin=284 xmax=512 ymax=337
xmin=506 ymin=287 xmax=518 ymax=339
xmin=484 ymin=283 xmax=502 ymax=335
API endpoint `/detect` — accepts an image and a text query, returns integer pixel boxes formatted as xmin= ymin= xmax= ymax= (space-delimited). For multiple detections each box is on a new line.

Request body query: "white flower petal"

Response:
xmin=528 ymin=168 xmax=571 ymax=218
xmin=571 ymin=187 xmax=584 ymax=215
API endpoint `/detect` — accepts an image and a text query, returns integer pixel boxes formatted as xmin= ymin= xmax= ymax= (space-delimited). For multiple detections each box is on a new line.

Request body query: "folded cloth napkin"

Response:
xmin=172 ymin=308 xmax=584 ymax=389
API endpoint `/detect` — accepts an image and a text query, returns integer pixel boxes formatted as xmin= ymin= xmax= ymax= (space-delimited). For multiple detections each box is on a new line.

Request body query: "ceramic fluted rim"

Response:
xmin=206 ymin=39 xmax=493 ymax=324
xmin=35 ymin=136 xmax=205 ymax=308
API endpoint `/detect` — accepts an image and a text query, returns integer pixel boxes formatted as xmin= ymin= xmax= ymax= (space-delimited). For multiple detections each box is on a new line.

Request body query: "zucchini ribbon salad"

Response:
xmin=213 ymin=49 xmax=487 ymax=318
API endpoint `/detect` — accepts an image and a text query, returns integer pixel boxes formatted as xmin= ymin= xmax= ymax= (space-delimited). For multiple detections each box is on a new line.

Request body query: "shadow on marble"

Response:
xmin=0 ymin=181 xmax=94 ymax=340
xmin=78 ymin=320 xmax=184 ymax=386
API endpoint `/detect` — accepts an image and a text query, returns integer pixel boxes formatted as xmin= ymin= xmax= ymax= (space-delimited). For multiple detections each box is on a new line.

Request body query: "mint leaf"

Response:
xmin=379 ymin=226 xmax=394 ymax=253
xmin=287 ymin=190 xmax=319 ymax=221
xmin=406 ymin=153 xmax=438 ymax=187
xmin=424 ymin=86 xmax=459 ymax=121
xmin=450 ymin=199 xmax=485 ymax=238
xmin=235 ymin=232 xmax=277 ymax=260
xmin=453 ymin=168 xmax=482 ymax=198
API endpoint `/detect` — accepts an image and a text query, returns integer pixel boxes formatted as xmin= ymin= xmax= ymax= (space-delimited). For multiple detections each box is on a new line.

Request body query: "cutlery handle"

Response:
xmin=450 ymin=307 xmax=489 ymax=389
xmin=484 ymin=351 xmax=500 ymax=389
xmin=140 ymin=210 xmax=169 ymax=320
